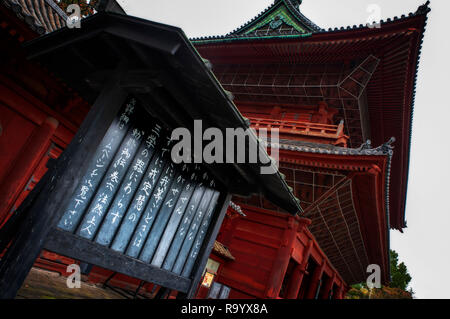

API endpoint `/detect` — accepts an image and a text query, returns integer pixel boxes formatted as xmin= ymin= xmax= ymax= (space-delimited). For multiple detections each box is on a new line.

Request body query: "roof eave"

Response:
xmin=23 ymin=12 xmax=302 ymax=215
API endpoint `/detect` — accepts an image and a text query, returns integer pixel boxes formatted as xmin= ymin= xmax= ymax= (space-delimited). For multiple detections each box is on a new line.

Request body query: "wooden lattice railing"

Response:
xmin=247 ymin=117 xmax=349 ymax=147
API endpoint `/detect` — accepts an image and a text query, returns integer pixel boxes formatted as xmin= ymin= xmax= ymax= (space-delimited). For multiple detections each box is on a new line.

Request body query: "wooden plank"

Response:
xmin=0 ymin=71 xmax=128 ymax=299
xmin=161 ymin=182 xmax=209 ymax=271
xmin=358 ymin=89 xmax=371 ymax=142
xmin=57 ymin=98 xmax=137 ymax=232
xmin=185 ymin=192 xmax=232 ymax=298
xmin=171 ymin=188 xmax=215 ymax=275
xmin=44 ymin=229 xmax=191 ymax=293
xmin=138 ymin=166 xmax=190 ymax=263
xmin=94 ymin=122 xmax=163 ymax=246
xmin=110 ymin=145 xmax=167 ymax=253
xmin=151 ymin=169 xmax=199 ymax=267
xmin=75 ymin=121 xmax=144 ymax=239
xmin=181 ymin=191 xmax=221 ymax=277
xmin=125 ymin=161 xmax=176 ymax=258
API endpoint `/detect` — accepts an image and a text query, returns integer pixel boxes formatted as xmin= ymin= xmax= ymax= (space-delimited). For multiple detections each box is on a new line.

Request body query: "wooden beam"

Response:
xmin=302 ymin=176 xmax=351 ymax=217
xmin=44 ymin=229 xmax=191 ymax=293
xmin=358 ymin=89 xmax=371 ymax=142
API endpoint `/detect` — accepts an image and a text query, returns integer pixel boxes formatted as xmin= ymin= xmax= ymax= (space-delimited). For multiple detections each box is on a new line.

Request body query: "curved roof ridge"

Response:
xmin=227 ymin=0 xmax=320 ymax=36
xmin=191 ymin=1 xmax=430 ymax=43
xmin=282 ymin=0 xmax=321 ymax=31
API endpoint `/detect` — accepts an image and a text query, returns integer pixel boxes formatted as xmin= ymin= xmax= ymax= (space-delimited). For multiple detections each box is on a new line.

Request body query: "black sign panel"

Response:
xmin=53 ymin=96 xmax=225 ymax=287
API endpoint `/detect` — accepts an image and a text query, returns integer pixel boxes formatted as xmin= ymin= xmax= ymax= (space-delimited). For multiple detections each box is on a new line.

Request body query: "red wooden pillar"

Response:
xmin=335 ymin=283 xmax=345 ymax=299
xmin=285 ymin=264 xmax=303 ymax=299
xmin=264 ymin=216 xmax=298 ymax=298
xmin=0 ymin=117 xmax=59 ymax=221
xmin=305 ymin=260 xmax=325 ymax=299
xmin=321 ymin=272 xmax=336 ymax=299
xmin=285 ymin=239 xmax=313 ymax=299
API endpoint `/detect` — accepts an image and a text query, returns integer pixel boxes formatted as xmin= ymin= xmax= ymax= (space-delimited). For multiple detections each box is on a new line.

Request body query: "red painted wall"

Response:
xmin=214 ymin=204 xmax=347 ymax=299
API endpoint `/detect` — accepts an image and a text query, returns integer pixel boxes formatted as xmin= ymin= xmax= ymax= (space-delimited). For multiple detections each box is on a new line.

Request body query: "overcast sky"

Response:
xmin=116 ymin=0 xmax=450 ymax=299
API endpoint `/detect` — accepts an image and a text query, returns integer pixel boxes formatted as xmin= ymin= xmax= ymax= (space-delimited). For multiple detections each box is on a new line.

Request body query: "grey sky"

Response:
xmin=117 ymin=0 xmax=450 ymax=299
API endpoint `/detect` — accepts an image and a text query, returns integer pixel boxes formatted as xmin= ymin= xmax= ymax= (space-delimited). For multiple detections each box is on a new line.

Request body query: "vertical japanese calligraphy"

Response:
xmin=109 ymin=147 xmax=166 ymax=253
xmin=57 ymin=97 xmax=137 ymax=232
xmin=151 ymin=168 xmax=199 ymax=268
xmin=95 ymin=123 xmax=163 ymax=246
xmin=76 ymin=125 xmax=145 ymax=239
xmin=162 ymin=178 xmax=209 ymax=272
xmin=182 ymin=190 xmax=220 ymax=277
xmin=139 ymin=164 xmax=191 ymax=263
xmin=171 ymin=187 xmax=215 ymax=275
xmin=56 ymin=96 xmax=222 ymax=280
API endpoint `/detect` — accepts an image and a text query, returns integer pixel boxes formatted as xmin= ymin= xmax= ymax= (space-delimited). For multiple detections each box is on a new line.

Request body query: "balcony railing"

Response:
xmin=248 ymin=117 xmax=349 ymax=147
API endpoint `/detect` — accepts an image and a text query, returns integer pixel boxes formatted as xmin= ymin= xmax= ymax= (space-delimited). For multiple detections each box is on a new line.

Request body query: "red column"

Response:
xmin=0 ymin=117 xmax=59 ymax=221
xmin=335 ymin=284 xmax=345 ymax=299
xmin=305 ymin=260 xmax=325 ymax=299
xmin=264 ymin=216 xmax=298 ymax=299
xmin=285 ymin=239 xmax=313 ymax=299
xmin=321 ymin=273 xmax=336 ymax=299
xmin=285 ymin=264 xmax=303 ymax=299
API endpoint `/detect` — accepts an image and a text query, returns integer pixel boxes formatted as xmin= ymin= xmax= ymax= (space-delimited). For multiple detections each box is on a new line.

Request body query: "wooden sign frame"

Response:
xmin=0 ymin=73 xmax=231 ymax=299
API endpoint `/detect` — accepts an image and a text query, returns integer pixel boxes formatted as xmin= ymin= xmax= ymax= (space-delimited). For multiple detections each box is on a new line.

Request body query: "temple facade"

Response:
xmin=0 ymin=0 xmax=429 ymax=299
xmin=189 ymin=0 xmax=429 ymax=299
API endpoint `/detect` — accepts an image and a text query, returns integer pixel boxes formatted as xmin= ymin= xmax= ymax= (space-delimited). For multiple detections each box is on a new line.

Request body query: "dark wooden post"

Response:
xmin=305 ymin=260 xmax=325 ymax=299
xmin=0 ymin=71 xmax=127 ymax=299
xmin=285 ymin=239 xmax=313 ymax=299
xmin=321 ymin=273 xmax=336 ymax=299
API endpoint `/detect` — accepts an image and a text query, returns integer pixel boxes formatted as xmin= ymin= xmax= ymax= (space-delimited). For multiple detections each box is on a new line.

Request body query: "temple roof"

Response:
xmin=266 ymin=139 xmax=394 ymax=284
xmin=193 ymin=2 xmax=431 ymax=231
xmin=273 ymin=138 xmax=394 ymax=227
xmin=1 ymin=0 xmax=126 ymax=35
xmin=228 ymin=0 xmax=320 ymax=36
xmin=191 ymin=1 xmax=430 ymax=45
xmin=2 ymin=0 xmax=67 ymax=35
xmin=212 ymin=241 xmax=235 ymax=261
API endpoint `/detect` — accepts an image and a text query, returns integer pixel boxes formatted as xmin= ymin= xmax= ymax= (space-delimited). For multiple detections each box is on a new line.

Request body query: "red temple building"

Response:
xmin=0 ymin=0 xmax=429 ymax=299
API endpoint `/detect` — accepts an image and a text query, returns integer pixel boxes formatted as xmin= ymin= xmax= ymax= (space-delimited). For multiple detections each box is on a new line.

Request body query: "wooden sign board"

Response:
xmin=207 ymin=282 xmax=231 ymax=299
xmin=0 ymin=87 xmax=230 ymax=299
xmin=46 ymin=95 xmax=229 ymax=295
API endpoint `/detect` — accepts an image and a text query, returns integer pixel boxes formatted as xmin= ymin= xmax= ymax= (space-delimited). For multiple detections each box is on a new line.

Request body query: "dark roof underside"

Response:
xmin=23 ymin=12 xmax=302 ymax=214
xmin=2 ymin=0 xmax=66 ymax=34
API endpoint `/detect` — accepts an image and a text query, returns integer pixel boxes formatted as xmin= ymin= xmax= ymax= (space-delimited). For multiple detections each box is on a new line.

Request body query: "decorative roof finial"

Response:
xmin=293 ymin=0 xmax=303 ymax=8
xmin=381 ymin=137 xmax=396 ymax=154
xmin=416 ymin=1 xmax=431 ymax=15
xmin=358 ymin=140 xmax=372 ymax=151
xmin=275 ymin=0 xmax=303 ymax=9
